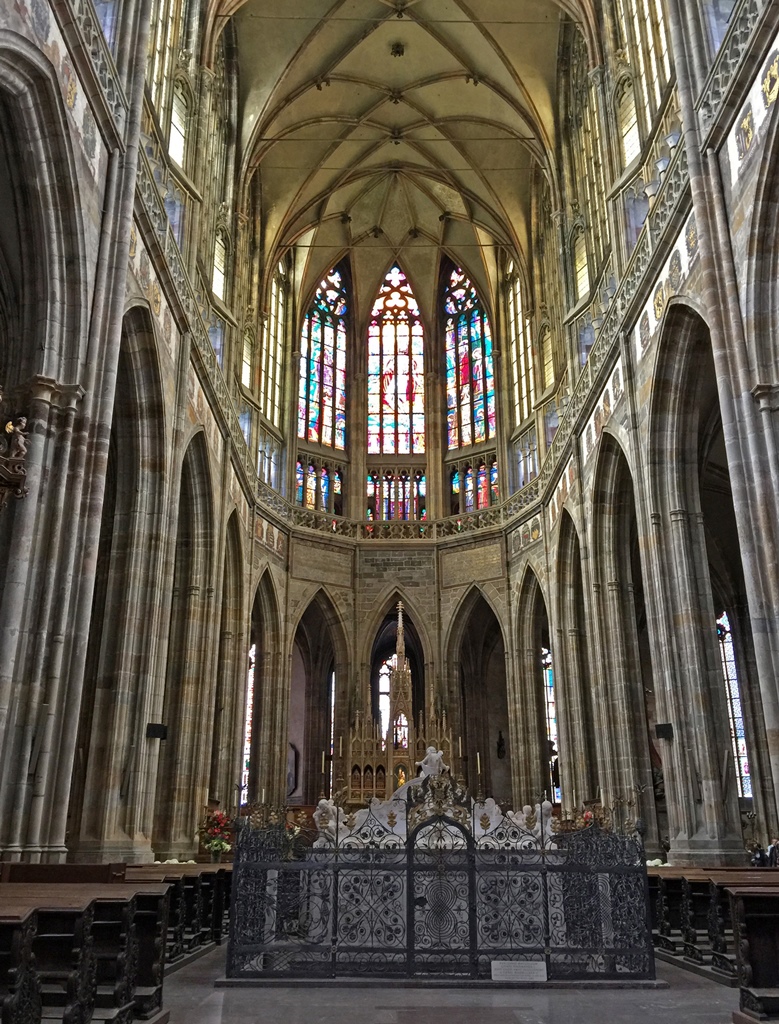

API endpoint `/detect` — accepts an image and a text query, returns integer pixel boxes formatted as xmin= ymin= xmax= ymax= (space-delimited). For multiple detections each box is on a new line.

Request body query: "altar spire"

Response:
xmin=396 ymin=601 xmax=405 ymax=662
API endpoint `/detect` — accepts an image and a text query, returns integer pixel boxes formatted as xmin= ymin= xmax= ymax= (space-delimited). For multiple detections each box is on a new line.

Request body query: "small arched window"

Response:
xmin=262 ymin=262 xmax=286 ymax=427
xmin=573 ymin=231 xmax=589 ymax=301
xmin=168 ymin=80 xmax=188 ymax=166
xmin=617 ymin=80 xmax=641 ymax=166
xmin=212 ymin=230 xmax=228 ymax=301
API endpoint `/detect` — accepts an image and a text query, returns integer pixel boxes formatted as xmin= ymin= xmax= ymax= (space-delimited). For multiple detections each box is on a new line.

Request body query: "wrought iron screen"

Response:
xmin=227 ymin=800 xmax=655 ymax=981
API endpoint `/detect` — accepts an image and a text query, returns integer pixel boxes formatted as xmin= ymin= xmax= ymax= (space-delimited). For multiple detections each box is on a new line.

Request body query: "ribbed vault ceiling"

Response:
xmin=230 ymin=0 xmax=590 ymax=327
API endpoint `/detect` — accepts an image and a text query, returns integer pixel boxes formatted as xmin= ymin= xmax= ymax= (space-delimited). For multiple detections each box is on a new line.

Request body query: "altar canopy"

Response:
xmin=227 ymin=776 xmax=654 ymax=981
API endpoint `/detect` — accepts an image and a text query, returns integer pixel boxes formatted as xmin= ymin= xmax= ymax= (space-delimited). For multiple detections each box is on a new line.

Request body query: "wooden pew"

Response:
xmin=0 ymin=864 xmax=126 ymax=884
xmin=0 ymin=906 xmax=41 ymax=1024
xmin=125 ymin=866 xmax=231 ymax=957
xmin=727 ymin=887 xmax=779 ymax=1023
xmin=0 ymin=883 xmax=171 ymax=1024
xmin=647 ymin=868 xmax=779 ymax=985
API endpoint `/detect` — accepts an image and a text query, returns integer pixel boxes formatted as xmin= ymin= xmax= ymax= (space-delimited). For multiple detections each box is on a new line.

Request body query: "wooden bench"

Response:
xmin=0 ymin=883 xmax=171 ymax=1024
xmin=0 ymin=906 xmax=41 ymax=1024
xmin=726 ymin=886 xmax=779 ymax=1023
xmin=125 ymin=866 xmax=231 ymax=956
xmin=647 ymin=868 xmax=779 ymax=985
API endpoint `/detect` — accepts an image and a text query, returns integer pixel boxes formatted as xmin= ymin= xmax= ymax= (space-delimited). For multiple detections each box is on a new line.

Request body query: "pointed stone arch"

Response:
xmin=445 ymin=585 xmax=511 ymax=802
xmin=0 ymin=32 xmax=87 ymax=386
xmin=66 ymin=305 xmax=168 ymax=862
xmin=153 ymin=430 xmax=217 ymax=859
xmin=246 ymin=567 xmax=283 ymax=804
xmin=514 ymin=566 xmax=553 ymax=803
xmin=646 ymin=302 xmax=775 ymax=860
xmin=209 ymin=509 xmax=247 ymax=814
xmin=554 ymin=509 xmax=597 ymax=813
xmin=359 ymin=587 xmax=431 ymax=704
xmin=590 ymin=431 xmax=660 ymax=850
xmin=288 ymin=587 xmax=350 ymax=804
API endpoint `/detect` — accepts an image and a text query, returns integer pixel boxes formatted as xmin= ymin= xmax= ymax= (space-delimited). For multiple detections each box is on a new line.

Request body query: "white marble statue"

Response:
xmin=416 ymin=746 xmax=449 ymax=778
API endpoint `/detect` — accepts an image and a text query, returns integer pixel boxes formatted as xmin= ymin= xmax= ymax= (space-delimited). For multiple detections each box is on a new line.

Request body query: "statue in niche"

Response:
xmin=416 ymin=746 xmax=449 ymax=778
xmin=7 ymin=417 xmax=28 ymax=460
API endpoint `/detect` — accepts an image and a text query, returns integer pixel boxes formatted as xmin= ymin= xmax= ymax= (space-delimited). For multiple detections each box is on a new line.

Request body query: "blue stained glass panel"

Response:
xmin=299 ymin=267 xmax=348 ymax=450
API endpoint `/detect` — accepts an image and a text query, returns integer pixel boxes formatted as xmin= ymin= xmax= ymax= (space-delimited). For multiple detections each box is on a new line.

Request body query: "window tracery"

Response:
xmin=298 ymin=267 xmax=348 ymax=450
xmin=367 ymin=469 xmax=426 ymax=522
xmin=261 ymin=262 xmax=286 ymax=428
xmin=717 ymin=611 xmax=751 ymax=798
xmin=448 ymin=455 xmax=498 ymax=515
xmin=367 ymin=266 xmax=425 ymax=456
xmin=295 ymin=457 xmax=344 ymax=515
xmin=507 ymin=266 xmax=535 ymax=426
xmin=444 ymin=266 xmax=495 ymax=450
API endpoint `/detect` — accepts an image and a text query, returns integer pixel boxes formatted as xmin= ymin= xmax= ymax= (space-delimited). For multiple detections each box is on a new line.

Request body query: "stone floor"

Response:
xmin=164 ymin=948 xmax=740 ymax=1024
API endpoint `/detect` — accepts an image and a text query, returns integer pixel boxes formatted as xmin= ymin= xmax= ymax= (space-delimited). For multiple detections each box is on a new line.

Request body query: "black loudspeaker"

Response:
xmin=655 ymin=723 xmax=674 ymax=741
xmin=146 ymin=723 xmax=168 ymax=740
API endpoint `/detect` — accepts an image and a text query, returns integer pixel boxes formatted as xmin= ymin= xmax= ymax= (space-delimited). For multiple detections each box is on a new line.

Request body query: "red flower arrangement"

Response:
xmin=199 ymin=810 xmax=232 ymax=853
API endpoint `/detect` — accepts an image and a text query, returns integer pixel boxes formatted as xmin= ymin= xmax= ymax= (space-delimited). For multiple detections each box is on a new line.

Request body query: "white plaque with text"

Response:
xmin=491 ymin=960 xmax=548 ymax=982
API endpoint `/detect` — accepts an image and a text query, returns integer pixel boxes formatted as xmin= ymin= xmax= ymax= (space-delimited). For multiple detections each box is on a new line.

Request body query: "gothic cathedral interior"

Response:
xmin=0 ymin=0 xmax=778 ymax=870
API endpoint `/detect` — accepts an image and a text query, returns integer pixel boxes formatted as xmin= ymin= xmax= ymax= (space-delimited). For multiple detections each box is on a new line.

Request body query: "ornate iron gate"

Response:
xmin=227 ymin=800 xmax=655 ymax=981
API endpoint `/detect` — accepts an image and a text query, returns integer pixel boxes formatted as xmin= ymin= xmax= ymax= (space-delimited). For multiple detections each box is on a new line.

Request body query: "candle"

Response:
xmin=458 ymin=736 xmax=462 ymax=758
xmin=261 ymin=788 xmax=265 ymax=805
xmin=476 ymin=751 xmax=481 ymax=775
xmin=321 ymin=751 xmax=325 ymax=774
xmin=339 ymin=735 xmax=343 ymax=758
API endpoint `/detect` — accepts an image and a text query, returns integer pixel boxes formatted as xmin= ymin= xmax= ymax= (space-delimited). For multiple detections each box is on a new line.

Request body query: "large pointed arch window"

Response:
xmin=368 ymin=266 xmax=425 ymax=455
xmin=444 ymin=267 xmax=496 ymax=449
xmin=298 ymin=268 xmax=348 ymax=450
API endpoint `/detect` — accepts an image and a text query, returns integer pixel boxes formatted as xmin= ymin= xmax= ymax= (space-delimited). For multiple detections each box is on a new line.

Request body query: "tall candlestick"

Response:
xmin=476 ymin=751 xmax=481 ymax=775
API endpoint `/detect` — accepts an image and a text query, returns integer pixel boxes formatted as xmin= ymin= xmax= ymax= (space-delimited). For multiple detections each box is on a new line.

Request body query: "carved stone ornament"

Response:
xmin=0 ymin=389 xmax=30 ymax=511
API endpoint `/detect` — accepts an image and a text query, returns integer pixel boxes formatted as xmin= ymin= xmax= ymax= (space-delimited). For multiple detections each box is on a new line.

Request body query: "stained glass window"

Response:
xmin=717 ymin=611 xmax=751 ymax=798
xmin=368 ymin=266 xmax=425 ymax=455
xmin=477 ymin=464 xmax=488 ymax=508
xmin=490 ymin=461 xmax=499 ymax=504
xmin=320 ymin=467 xmax=330 ymax=512
xmin=306 ymin=464 xmax=317 ymax=509
xmin=299 ymin=267 xmax=347 ymax=450
xmin=334 ymin=471 xmax=343 ymax=516
xmin=414 ymin=471 xmax=426 ymax=520
xmin=542 ymin=647 xmax=561 ymax=803
xmin=444 ymin=267 xmax=495 ymax=449
xmin=295 ymin=460 xmax=304 ymax=505
xmin=464 ymin=467 xmax=474 ymax=512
